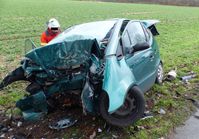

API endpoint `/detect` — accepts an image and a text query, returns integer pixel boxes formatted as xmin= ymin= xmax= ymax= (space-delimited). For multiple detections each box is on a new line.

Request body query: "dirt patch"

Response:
xmin=0 ymin=107 xmax=127 ymax=139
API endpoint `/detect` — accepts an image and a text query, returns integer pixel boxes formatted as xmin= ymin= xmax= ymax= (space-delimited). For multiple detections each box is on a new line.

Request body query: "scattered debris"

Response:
xmin=8 ymin=128 xmax=13 ymax=132
xmin=166 ymin=70 xmax=177 ymax=81
xmin=1 ymin=127 xmax=8 ymax=133
xmin=49 ymin=117 xmax=77 ymax=130
xmin=133 ymin=125 xmax=146 ymax=132
xmin=17 ymin=121 xmax=23 ymax=127
xmin=112 ymin=134 xmax=119 ymax=139
xmin=141 ymin=111 xmax=154 ymax=120
xmin=97 ymin=128 xmax=102 ymax=133
xmin=158 ymin=108 xmax=166 ymax=115
xmin=0 ymin=134 xmax=5 ymax=138
xmin=180 ymin=73 xmax=197 ymax=83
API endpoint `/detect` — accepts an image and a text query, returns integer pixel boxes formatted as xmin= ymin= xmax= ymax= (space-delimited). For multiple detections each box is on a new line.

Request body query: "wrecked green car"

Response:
xmin=0 ymin=19 xmax=163 ymax=127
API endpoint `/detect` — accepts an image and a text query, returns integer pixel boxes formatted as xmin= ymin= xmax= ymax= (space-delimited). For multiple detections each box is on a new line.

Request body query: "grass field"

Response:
xmin=0 ymin=0 xmax=199 ymax=138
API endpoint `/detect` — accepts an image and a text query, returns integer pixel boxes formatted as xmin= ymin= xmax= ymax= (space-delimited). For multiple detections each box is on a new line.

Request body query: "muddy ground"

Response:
xmin=0 ymin=106 xmax=128 ymax=139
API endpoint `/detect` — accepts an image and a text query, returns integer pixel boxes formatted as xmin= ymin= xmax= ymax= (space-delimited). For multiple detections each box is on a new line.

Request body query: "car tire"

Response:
xmin=155 ymin=63 xmax=164 ymax=84
xmin=99 ymin=86 xmax=145 ymax=127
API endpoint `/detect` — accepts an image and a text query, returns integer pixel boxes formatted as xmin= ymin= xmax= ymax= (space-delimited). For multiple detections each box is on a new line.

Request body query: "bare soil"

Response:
xmin=0 ymin=106 xmax=127 ymax=139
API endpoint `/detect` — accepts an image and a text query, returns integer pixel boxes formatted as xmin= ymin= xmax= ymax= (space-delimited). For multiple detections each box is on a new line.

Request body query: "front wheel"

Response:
xmin=99 ymin=86 xmax=145 ymax=127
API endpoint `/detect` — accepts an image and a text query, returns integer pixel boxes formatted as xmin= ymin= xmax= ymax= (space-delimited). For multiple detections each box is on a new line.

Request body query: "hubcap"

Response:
xmin=157 ymin=64 xmax=163 ymax=82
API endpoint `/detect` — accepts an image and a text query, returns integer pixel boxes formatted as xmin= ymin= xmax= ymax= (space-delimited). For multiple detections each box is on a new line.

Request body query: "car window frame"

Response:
xmin=122 ymin=21 xmax=148 ymax=47
xmin=140 ymin=23 xmax=153 ymax=44
xmin=115 ymin=20 xmax=130 ymax=60
xmin=121 ymin=21 xmax=153 ymax=57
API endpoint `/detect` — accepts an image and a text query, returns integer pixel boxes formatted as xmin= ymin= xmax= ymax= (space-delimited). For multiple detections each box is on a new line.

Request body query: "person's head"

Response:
xmin=47 ymin=18 xmax=60 ymax=34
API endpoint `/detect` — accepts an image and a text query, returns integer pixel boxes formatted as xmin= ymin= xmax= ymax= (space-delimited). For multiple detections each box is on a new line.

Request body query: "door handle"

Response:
xmin=149 ymin=54 xmax=155 ymax=60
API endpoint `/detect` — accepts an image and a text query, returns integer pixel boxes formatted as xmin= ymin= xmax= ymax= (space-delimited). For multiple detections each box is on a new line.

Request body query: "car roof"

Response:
xmin=48 ymin=19 xmax=119 ymax=45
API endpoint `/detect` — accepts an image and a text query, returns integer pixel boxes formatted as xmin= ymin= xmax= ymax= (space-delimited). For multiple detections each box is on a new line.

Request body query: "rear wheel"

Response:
xmin=99 ymin=86 xmax=145 ymax=127
xmin=155 ymin=63 xmax=164 ymax=84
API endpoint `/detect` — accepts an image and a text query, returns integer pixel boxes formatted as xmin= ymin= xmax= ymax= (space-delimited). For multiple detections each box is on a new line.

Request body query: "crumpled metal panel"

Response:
xmin=103 ymin=57 xmax=135 ymax=113
xmin=16 ymin=91 xmax=48 ymax=121
xmin=25 ymin=35 xmax=101 ymax=73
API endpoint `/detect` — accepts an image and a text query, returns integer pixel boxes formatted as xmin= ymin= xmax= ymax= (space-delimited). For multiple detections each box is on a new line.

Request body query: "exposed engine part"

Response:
xmin=26 ymin=83 xmax=42 ymax=95
xmin=89 ymin=62 xmax=105 ymax=83
xmin=0 ymin=66 xmax=27 ymax=90
xmin=47 ymin=90 xmax=82 ymax=112
xmin=96 ymin=62 xmax=105 ymax=76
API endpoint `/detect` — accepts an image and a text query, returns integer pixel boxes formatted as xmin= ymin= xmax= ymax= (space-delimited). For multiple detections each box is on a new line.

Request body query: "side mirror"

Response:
xmin=133 ymin=42 xmax=150 ymax=52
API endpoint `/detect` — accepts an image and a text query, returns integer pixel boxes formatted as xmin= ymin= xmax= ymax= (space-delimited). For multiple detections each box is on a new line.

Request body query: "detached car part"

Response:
xmin=49 ymin=118 xmax=78 ymax=130
xmin=0 ymin=19 xmax=163 ymax=126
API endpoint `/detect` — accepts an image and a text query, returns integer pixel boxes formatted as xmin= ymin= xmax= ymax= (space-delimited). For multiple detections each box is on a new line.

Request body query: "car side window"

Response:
xmin=127 ymin=22 xmax=146 ymax=47
xmin=122 ymin=30 xmax=131 ymax=48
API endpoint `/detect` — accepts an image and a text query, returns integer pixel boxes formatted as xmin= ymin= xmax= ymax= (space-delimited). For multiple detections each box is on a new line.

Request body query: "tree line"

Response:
xmin=97 ymin=0 xmax=199 ymax=6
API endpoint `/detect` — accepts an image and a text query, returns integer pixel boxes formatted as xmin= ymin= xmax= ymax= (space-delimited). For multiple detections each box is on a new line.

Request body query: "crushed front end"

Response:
xmin=0 ymin=35 xmax=105 ymax=120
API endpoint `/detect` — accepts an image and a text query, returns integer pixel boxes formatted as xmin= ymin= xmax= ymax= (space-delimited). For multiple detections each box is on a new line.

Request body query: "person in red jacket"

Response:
xmin=40 ymin=18 xmax=61 ymax=46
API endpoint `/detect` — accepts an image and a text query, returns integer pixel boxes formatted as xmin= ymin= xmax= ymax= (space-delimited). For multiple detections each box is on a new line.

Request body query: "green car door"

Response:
xmin=122 ymin=21 xmax=156 ymax=92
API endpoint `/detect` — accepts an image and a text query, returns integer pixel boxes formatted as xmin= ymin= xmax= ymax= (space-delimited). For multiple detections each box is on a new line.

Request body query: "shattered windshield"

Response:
xmin=48 ymin=20 xmax=117 ymax=45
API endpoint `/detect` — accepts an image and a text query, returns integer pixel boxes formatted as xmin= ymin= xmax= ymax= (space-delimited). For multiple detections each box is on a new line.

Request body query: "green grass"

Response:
xmin=0 ymin=0 xmax=199 ymax=138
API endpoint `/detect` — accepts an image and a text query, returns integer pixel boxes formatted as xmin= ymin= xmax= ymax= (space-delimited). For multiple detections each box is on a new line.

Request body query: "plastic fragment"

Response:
xmin=141 ymin=111 xmax=154 ymax=120
xmin=180 ymin=73 xmax=197 ymax=81
xmin=98 ymin=128 xmax=102 ymax=133
xmin=112 ymin=134 xmax=119 ymax=139
xmin=0 ymin=134 xmax=5 ymax=138
xmin=158 ymin=108 xmax=166 ymax=115
xmin=17 ymin=121 xmax=23 ymax=127
xmin=167 ymin=70 xmax=177 ymax=81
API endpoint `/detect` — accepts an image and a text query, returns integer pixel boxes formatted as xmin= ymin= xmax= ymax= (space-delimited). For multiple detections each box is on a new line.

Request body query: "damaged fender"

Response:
xmin=103 ymin=56 xmax=135 ymax=113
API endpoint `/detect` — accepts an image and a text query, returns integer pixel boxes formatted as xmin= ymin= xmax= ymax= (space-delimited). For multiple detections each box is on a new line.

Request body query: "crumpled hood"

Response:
xmin=25 ymin=35 xmax=102 ymax=71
